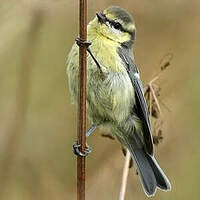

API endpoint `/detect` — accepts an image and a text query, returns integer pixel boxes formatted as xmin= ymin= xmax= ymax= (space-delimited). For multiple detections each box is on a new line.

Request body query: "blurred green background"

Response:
xmin=0 ymin=0 xmax=200 ymax=199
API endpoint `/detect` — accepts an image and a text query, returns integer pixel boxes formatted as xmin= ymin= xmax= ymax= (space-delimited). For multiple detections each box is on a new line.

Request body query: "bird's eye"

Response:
xmin=113 ymin=22 xmax=122 ymax=30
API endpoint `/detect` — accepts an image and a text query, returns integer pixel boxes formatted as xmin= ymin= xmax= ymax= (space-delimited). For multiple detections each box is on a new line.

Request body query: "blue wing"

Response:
xmin=118 ymin=47 xmax=154 ymax=155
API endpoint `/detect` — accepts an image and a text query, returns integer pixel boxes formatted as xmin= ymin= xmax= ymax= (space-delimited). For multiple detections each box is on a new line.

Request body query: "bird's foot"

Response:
xmin=75 ymin=37 xmax=91 ymax=48
xmin=73 ymin=141 xmax=92 ymax=157
xmin=75 ymin=37 xmax=105 ymax=80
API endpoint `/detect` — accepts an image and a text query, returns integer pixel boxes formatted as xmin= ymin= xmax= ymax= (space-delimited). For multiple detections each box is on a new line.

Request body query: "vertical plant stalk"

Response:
xmin=77 ymin=1 xmax=87 ymax=200
xmin=119 ymin=150 xmax=131 ymax=200
xmin=0 ymin=8 xmax=44 ymax=195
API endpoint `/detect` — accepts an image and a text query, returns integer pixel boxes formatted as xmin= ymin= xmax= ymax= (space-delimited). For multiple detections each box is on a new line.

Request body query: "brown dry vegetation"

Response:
xmin=0 ymin=0 xmax=200 ymax=199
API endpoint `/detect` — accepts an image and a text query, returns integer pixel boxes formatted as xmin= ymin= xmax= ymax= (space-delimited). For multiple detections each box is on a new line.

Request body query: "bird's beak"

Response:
xmin=96 ymin=12 xmax=106 ymax=24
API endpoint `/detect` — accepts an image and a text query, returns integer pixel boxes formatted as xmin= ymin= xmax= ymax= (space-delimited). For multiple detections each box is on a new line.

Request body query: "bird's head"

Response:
xmin=88 ymin=6 xmax=136 ymax=48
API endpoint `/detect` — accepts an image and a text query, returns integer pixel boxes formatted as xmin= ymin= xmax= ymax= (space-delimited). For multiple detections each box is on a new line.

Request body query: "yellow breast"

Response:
xmin=87 ymin=30 xmax=125 ymax=73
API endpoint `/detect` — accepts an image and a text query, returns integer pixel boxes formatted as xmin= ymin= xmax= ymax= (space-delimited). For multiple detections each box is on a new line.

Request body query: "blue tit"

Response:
xmin=66 ymin=6 xmax=171 ymax=197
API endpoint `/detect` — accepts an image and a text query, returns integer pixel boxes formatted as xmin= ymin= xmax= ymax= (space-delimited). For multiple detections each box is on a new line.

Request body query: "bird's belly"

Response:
xmin=87 ymin=69 xmax=135 ymax=123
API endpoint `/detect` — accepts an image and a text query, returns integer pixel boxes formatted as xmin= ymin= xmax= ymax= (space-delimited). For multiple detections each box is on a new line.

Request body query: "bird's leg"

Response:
xmin=73 ymin=124 xmax=97 ymax=157
xmin=86 ymin=124 xmax=97 ymax=138
xmin=86 ymin=48 xmax=105 ymax=79
xmin=75 ymin=37 xmax=105 ymax=80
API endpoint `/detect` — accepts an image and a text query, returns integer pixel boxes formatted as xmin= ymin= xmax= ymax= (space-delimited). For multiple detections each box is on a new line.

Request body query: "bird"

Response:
xmin=66 ymin=5 xmax=171 ymax=197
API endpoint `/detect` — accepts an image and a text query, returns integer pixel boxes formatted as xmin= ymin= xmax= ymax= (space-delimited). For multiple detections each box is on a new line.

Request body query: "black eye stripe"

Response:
xmin=113 ymin=22 xmax=122 ymax=29
xmin=102 ymin=15 xmax=134 ymax=35
xmin=106 ymin=18 xmax=124 ymax=31
xmin=112 ymin=22 xmax=122 ymax=30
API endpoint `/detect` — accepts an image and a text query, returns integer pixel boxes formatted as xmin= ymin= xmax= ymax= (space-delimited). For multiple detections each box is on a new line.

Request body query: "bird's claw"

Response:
xmin=73 ymin=141 xmax=92 ymax=157
xmin=75 ymin=37 xmax=92 ymax=48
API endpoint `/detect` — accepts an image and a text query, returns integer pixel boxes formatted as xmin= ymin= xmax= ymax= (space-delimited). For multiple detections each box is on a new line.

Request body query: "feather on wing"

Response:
xmin=118 ymin=46 xmax=154 ymax=155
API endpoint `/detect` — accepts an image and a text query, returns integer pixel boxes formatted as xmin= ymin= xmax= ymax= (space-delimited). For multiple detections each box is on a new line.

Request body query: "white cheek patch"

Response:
xmin=134 ymin=72 xmax=140 ymax=79
xmin=106 ymin=21 xmax=121 ymax=35
xmin=111 ymin=26 xmax=121 ymax=35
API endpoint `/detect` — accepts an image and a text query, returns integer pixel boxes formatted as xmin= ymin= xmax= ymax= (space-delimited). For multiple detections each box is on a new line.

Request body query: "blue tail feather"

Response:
xmin=125 ymin=141 xmax=171 ymax=196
